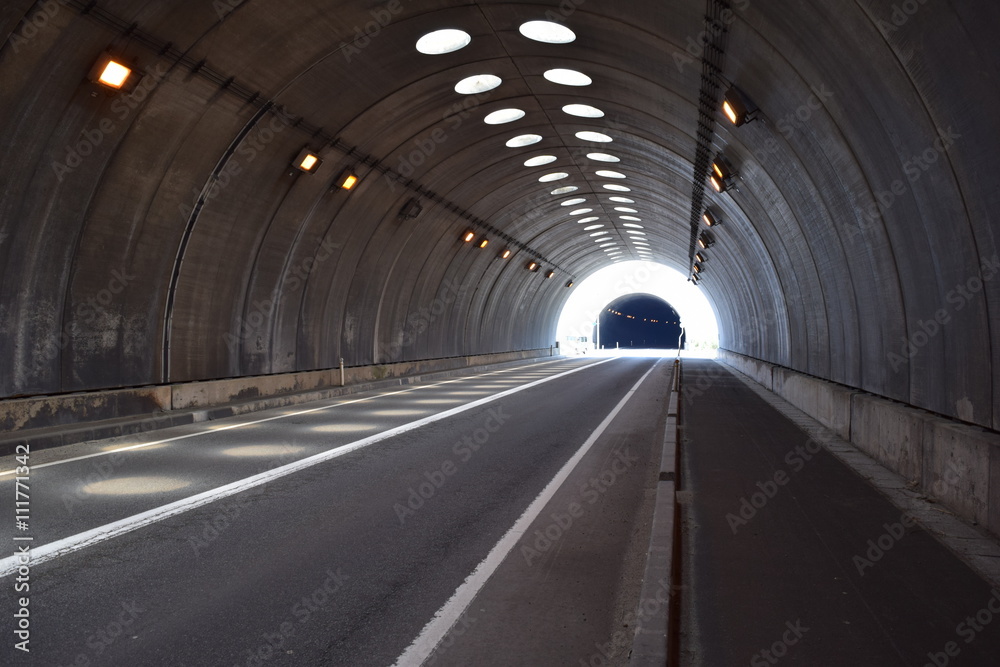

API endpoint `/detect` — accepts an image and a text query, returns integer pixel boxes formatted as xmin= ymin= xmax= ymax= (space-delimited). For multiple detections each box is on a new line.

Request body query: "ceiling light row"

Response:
xmin=418 ymin=22 xmax=616 ymax=272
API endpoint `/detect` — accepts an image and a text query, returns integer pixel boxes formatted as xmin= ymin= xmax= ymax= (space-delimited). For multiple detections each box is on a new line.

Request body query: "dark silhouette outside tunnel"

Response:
xmin=597 ymin=294 xmax=685 ymax=350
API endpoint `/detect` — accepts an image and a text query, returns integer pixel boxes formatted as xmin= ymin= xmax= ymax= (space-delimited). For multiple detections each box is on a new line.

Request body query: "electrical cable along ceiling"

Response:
xmin=0 ymin=1 xmax=998 ymax=433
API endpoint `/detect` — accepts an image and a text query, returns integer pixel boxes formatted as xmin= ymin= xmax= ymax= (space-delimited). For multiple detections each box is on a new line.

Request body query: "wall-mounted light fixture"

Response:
xmin=709 ymin=154 xmax=736 ymax=193
xmin=545 ymin=269 xmax=555 ymax=279
xmin=476 ymin=237 xmax=489 ymax=249
xmin=695 ymin=252 xmax=707 ymax=264
xmin=702 ymin=209 xmax=722 ymax=227
xmin=293 ymin=148 xmax=323 ymax=174
xmin=698 ymin=231 xmax=716 ymax=249
xmin=693 ymin=262 xmax=703 ymax=274
xmin=498 ymin=248 xmax=512 ymax=260
xmin=398 ymin=198 xmax=422 ymax=220
xmin=526 ymin=260 xmax=539 ymax=272
xmin=565 ymin=280 xmax=574 ymax=288
xmin=722 ymin=86 xmax=758 ymax=127
xmin=88 ymin=53 xmax=137 ymax=91
xmin=462 ymin=230 xmax=476 ymax=243
xmin=337 ymin=169 xmax=359 ymax=190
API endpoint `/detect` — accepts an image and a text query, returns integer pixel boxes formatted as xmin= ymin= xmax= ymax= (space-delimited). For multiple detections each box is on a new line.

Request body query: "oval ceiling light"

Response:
xmin=626 ymin=230 xmax=647 ymax=236
xmin=506 ymin=134 xmax=543 ymax=148
xmin=570 ymin=208 xmax=593 ymax=215
xmin=603 ymin=184 xmax=631 ymax=192
xmin=539 ymin=172 xmax=569 ymax=182
xmin=588 ymin=152 xmax=620 ymax=162
xmin=563 ymin=104 xmax=604 ymax=118
xmin=576 ymin=130 xmax=612 ymax=143
xmin=524 ymin=155 xmax=557 ymax=167
xmin=589 ymin=231 xmax=610 ymax=237
xmin=519 ymin=20 xmax=576 ymax=44
xmin=596 ymin=169 xmax=626 ymax=179
xmin=544 ymin=68 xmax=592 ymax=86
xmin=599 ymin=242 xmax=617 ymax=247
xmin=609 ymin=196 xmax=634 ymax=203
xmin=560 ymin=198 xmax=587 ymax=206
xmin=485 ymin=108 xmax=525 ymax=125
xmin=620 ymin=215 xmax=642 ymax=221
xmin=550 ymin=186 xmax=578 ymax=195
xmin=416 ymin=29 xmax=472 ymax=54
xmin=584 ymin=224 xmax=605 ymax=231
xmin=615 ymin=207 xmax=638 ymax=213
xmin=623 ymin=223 xmax=644 ymax=229
xmin=577 ymin=216 xmax=600 ymax=223
xmin=455 ymin=74 xmax=502 ymax=95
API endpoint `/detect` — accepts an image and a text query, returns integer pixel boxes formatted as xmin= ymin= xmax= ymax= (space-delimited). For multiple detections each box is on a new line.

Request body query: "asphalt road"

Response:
xmin=1 ymin=355 xmax=674 ymax=666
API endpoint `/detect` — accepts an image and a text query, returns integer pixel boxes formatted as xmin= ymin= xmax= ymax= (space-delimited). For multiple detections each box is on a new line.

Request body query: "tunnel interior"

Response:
xmin=598 ymin=294 xmax=685 ymax=350
xmin=0 ymin=0 xmax=997 ymax=434
xmin=4 ymin=3 xmax=1000 ymax=658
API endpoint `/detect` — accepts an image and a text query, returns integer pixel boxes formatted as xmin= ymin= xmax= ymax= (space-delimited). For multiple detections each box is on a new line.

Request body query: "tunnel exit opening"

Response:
xmin=555 ymin=261 xmax=719 ymax=356
xmin=599 ymin=294 xmax=685 ymax=350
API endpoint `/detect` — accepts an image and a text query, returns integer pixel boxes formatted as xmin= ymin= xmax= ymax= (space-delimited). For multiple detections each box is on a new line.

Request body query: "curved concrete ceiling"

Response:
xmin=1 ymin=1 xmax=997 ymax=430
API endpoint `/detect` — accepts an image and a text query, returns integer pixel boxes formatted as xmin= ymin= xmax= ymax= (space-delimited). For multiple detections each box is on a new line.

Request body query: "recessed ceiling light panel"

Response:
xmin=519 ymin=21 xmax=576 ymax=43
xmin=416 ymin=29 xmax=472 ymax=54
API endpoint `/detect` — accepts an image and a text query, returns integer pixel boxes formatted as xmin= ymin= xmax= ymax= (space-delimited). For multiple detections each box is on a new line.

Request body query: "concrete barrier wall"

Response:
xmin=849 ymin=393 xmax=934 ymax=483
xmin=772 ymin=367 xmax=854 ymax=440
xmin=717 ymin=349 xmax=773 ymax=390
xmin=172 ymin=349 xmax=551 ymax=410
xmin=719 ymin=349 xmax=1000 ymax=539
xmin=0 ymin=386 xmax=172 ymax=433
xmin=0 ymin=349 xmax=551 ymax=437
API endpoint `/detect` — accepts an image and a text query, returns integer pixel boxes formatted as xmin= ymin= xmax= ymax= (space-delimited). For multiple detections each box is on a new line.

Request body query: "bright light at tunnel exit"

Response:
xmin=556 ymin=261 xmax=719 ymax=355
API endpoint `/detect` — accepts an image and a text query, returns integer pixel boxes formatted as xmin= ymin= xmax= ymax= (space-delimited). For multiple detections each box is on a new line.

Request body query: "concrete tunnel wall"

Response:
xmin=0 ymin=1 xmax=998 ymax=437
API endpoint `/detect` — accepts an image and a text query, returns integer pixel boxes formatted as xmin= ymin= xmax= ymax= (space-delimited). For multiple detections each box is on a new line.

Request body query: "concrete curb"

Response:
xmin=630 ymin=359 xmax=681 ymax=666
xmin=0 ymin=353 xmax=558 ymax=456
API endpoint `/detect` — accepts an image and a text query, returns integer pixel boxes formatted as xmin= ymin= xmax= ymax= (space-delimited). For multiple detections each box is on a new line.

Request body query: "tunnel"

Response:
xmin=598 ymin=294 xmax=685 ymax=350
xmin=2 ymin=0 xmax=1000 ymax=664
xmin=2 ymin=0 xmax=995 ymax=423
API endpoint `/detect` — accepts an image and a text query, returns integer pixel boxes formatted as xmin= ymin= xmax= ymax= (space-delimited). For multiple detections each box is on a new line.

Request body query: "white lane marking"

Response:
xmin=0 ymin=357 xmax=573 ymax=476
xmin=391 ymin=360 xmax=661 ymax=667
xmin=0 ymin=358 xmax=614 ymax=575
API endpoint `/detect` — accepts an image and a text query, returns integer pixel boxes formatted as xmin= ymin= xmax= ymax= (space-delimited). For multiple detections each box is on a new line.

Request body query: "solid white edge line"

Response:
xmin=0 ymin=358 xmax=571 ymax=476
xmin=0 ymin=357 xmax=614 ymax=576
xmin=391 ymin=359 xmax=661 ymax=667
